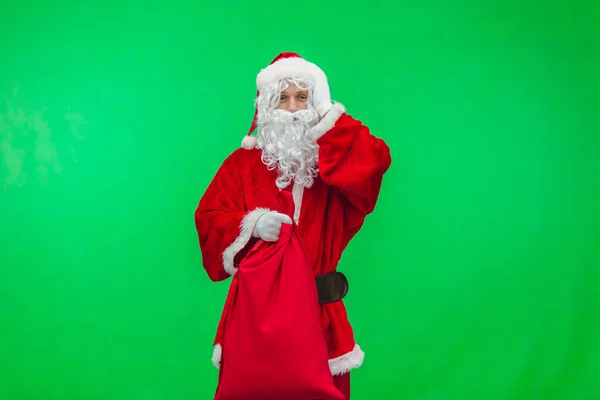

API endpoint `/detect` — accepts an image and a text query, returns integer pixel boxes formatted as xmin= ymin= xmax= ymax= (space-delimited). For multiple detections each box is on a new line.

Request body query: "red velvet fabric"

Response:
xmin=214 ymin=191 xmax=344 ymax=400
xmin=333 ymin=374 xmax=351 ymax=400
xmin=195 ymin=109 xmax=391 ymax=371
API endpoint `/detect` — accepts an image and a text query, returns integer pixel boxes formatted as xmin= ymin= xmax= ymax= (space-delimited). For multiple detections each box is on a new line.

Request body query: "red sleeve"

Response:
xmin=312 ymin=103 xmax=392 ymax=215
xmin=194 ymin=151 xmax=270 ymax=282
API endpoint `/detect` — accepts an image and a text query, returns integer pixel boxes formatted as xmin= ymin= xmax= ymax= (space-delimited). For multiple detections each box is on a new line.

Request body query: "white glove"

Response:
xmin=309 ymin=63 xmax=332 ymax=118
xmin=252 ymin=211 xmax=293 ymax=242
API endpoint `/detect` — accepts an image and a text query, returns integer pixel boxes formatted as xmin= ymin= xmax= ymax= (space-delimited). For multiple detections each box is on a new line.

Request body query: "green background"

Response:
xmin=1 ymin=0 xmax=599 ymax=399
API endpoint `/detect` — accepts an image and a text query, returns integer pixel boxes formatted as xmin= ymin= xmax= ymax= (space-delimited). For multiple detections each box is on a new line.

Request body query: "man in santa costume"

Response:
xmin=194 ymin=52 xmax=392 ymax=398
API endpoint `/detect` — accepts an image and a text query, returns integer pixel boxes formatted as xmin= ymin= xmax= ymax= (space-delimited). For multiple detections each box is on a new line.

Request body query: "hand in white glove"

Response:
xmin=309 ymin=62 xmax=332 ymax=118
xmin=252 ymin=211 xmax=293 ymax=242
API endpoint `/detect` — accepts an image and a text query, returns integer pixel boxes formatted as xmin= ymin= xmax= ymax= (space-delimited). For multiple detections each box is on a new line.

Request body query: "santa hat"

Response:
xmin=241 ymin=52 xmax=321 ymax=150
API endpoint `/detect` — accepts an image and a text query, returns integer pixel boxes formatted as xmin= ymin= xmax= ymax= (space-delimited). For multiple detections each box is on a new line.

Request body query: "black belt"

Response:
xmin=315 ymin=271 xmax=349 ymax=305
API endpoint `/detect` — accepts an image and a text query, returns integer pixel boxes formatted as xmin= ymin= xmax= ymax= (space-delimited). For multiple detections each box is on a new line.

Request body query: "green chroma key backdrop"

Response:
xmin=1 ymin=0 xmax=599 ymax=399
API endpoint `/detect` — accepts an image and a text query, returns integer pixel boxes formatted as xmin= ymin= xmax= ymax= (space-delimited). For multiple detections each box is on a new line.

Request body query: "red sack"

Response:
xmin=214 ymin=191 xmax=344 ymax=400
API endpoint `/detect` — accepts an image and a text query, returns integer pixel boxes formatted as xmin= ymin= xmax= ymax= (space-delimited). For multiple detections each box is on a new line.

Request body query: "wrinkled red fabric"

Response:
xmin=197 ymin=111 xmax=392 ymax=366
xmin=214 ymin=191 xmax=345 ymax=400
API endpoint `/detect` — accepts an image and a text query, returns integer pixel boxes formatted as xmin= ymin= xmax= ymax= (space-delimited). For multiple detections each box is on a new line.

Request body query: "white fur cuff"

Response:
xmin=308 ymin=102 xmax=346 ymax=141
xmin=329 ymin=344 xmax=365 ymax=376
xmin=222 ymin=208 xmax=271 ymax=275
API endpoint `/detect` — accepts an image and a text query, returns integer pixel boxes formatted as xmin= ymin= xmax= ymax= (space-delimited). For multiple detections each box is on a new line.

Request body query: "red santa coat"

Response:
xmin=195 ymin=103 xmax=392 ymax=376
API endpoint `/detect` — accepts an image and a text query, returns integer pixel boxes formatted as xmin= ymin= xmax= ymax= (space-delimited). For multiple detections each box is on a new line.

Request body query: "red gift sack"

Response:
xmin=214 ymin=191 xmax=344 ymax=400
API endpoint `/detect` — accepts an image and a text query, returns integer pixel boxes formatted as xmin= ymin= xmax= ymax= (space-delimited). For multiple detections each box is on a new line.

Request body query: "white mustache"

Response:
xmin=269 ymin=109 xmax=315 ymax=124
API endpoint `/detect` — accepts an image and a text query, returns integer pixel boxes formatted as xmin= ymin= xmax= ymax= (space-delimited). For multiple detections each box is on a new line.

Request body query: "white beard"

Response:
xmin=256 ymin=108 xmax=320 ymax=189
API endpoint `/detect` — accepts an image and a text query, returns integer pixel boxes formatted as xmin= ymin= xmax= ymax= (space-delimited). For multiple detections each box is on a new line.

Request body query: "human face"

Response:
xmin=277 ymin=84 xmax=309 ymax=112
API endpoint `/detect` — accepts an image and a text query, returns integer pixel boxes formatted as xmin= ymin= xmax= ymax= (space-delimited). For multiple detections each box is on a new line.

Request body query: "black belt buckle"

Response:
xmin=315 ymin=271 xmax=349 ymax=305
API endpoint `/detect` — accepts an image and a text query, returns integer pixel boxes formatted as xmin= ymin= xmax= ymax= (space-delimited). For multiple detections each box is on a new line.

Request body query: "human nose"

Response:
xmin=288 ymin=98 xmax=299 ymax=112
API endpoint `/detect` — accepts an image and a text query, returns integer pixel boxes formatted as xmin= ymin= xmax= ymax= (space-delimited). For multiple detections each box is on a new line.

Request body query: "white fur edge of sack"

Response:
xmin=221 ymin=208 xmax=272 ymax=275
xmin=240 ymin=102 xmax=346 ymax=151
xmin=211 ymin=343 xmax=364 ymax=376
